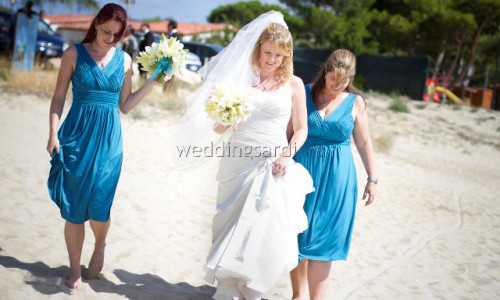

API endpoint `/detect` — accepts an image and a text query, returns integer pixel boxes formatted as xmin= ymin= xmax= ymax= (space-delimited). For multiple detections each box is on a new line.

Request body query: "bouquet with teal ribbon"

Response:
xmin=136 ymin=34 xmax=188 ymax=83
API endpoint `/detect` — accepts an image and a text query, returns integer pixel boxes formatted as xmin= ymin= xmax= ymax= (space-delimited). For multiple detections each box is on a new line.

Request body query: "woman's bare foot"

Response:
xmin=65 ymin=268 xmax=81 ymax=289
xmin=81 ymin=266 xmax=100 ymax=279
xmin=82 ymin=245 xmax=105 ymax=279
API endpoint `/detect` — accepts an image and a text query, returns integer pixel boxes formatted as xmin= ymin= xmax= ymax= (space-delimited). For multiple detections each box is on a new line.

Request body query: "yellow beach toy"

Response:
xmin=436 ymin=86 xmax=463 ymax=104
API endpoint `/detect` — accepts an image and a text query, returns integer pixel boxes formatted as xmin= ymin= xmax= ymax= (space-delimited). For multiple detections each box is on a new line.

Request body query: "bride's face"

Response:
xmin=259 ymin=40 xmax=284 ymax=74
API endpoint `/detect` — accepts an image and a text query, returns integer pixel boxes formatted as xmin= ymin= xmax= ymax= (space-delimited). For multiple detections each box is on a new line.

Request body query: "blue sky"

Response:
xmin=4 ymin=0 xmax=284 ymax=23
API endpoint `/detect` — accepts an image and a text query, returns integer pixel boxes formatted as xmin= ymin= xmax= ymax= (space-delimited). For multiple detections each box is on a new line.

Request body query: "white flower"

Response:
xmin=205 ymin=82 xmax=252 ymax=126
xmin=135 ymin=34 xmax=188 ymax=83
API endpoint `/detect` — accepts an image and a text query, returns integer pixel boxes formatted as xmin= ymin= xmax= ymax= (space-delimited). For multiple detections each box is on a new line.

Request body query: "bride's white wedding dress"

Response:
xmin=204 ymin=83 xmax=314 ymax=300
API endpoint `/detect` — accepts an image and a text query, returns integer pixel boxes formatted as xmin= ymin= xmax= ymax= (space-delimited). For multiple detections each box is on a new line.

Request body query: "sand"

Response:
xmin=0 ymin=89 xmax=499 ymax=299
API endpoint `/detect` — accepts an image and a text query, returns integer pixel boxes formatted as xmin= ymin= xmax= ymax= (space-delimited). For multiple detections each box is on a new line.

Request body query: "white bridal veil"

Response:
xmin=166 ymin=11 xmax=287 ymax=171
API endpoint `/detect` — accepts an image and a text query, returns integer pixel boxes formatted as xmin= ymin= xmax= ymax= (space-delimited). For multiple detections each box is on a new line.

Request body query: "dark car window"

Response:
xmin=182 ymin=42 xmax=222 ymax=65
xmin=0 ymin=12 xmax=13 ymax=51
xmin=0 ymin=12 xmax=13 ymax=35
xmin=0 ymin=13 xmax=12 ymax=28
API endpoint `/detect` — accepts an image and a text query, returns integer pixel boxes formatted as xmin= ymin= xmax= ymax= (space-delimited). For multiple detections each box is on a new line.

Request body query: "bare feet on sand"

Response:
xmin=65 ymin=268 xmax=81 ymax=289
xmin=82 ymin=246 xmax=105 ymax=279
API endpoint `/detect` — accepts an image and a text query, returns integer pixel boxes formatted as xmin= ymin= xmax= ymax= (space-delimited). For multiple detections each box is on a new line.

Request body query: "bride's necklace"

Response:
xmin=260 ymin=77 xmax=277 ymax=92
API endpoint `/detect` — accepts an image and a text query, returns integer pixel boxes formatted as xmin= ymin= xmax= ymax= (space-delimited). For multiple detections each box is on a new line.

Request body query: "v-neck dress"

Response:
xmin=47 ymin=44 xmax=124 ymax=224
xmin=293 ymin=84 xmax=358 ymax=261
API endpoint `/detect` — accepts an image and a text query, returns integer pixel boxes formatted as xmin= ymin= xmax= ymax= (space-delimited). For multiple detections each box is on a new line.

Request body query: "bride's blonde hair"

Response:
xmin=251 ymin=23 xmax=293 ymax=85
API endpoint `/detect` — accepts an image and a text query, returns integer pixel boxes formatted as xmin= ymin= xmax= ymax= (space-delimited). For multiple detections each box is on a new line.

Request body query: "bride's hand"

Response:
xmin=272 ymin=156 xmax=291 ymax=176
xmin=213 ymin=123 xmax=232 ymax=134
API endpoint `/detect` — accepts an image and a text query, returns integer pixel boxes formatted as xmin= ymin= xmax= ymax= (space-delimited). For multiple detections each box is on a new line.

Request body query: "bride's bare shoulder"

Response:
xmin=288 ymin=75 xmax=306 ymax=95
xmin=289 ymin=75 xmax=304 ymax=87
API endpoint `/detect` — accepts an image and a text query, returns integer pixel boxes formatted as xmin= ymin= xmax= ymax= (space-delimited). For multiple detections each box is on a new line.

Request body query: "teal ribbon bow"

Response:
xmin=150 ymin=57 xmax=172 ymax=82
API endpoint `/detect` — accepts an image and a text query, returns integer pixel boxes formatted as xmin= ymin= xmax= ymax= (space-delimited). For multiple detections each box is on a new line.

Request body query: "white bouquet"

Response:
xmin=136 ymin=34 xmax=187 ymax=83
xmin=205 ymin=82 xmax=251 ymax=126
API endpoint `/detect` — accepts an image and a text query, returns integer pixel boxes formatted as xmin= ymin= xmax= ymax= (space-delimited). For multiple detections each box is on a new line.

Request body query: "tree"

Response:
xmin=453 ymin=0 xmax=500 ymax=86
xmin=206 ymin=0 xmax=500 ymax=89
xmin=423 ymin=9 xmax=475 ymax=80
xmin=190 ymin=25 xmax=236 ymax=47
xmin=367 ymin=10 xmax=417 ymax=55
xmin=369 ymin=0 xmax=493 ymax=87
xmin=280 ymin=0 xmax=375 ymax=52
xmin=208 ymin=0 xmax=302 ymax=40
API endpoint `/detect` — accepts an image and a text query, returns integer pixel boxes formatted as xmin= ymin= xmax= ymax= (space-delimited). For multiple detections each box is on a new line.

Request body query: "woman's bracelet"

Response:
xmin=367 ymin=177 xmax=378 ymax=184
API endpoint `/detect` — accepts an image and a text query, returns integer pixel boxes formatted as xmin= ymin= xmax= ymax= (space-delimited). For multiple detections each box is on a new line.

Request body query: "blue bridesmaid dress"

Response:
xmin=294 ymin=85 xmax=358 ymax=261
xmin=48 ymin=44 xmax=124 ymax=224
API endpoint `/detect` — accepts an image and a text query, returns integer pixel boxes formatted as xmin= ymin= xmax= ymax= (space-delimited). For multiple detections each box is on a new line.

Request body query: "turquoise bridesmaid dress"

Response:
xmin=294 ymin=85 xmax=358 ymax=261
xmin=48 ymin=44 xmax=124 ymax=224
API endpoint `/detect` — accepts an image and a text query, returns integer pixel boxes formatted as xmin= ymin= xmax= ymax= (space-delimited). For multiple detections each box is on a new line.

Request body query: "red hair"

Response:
xmin=82 ymin=3 xmax=128 ymax=44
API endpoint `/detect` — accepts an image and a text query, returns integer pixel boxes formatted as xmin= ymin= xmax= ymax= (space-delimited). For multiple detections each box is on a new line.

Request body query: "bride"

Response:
xmin=169 ymin=11 xmax=314 ymax=300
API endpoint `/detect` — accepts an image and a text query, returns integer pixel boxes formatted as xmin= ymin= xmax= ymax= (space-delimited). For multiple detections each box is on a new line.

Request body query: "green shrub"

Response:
xmin=389 ymin=96 xmax=410 ymax=113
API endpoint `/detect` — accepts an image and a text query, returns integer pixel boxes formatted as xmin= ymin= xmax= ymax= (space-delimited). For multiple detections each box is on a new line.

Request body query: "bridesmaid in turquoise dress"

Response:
xmin=46 ymin=4 xmax=158 ymax=289
xmin=290 ymin=49 xmax=378 ymax=299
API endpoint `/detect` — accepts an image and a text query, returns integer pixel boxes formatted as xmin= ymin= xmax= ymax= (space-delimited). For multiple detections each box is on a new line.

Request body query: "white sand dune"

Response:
xmin=0 ymin=92 xmax=499 ymax=300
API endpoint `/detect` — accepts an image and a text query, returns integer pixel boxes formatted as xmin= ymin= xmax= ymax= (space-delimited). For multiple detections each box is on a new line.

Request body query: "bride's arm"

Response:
xmin=273 ymin=76 xmax=307 ymax=175
xmin=282 ymin=75 xmax=308 ymax=159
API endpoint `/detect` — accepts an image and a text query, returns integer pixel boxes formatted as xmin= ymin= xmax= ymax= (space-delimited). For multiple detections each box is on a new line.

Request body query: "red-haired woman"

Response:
xmin=46 ymin=3 xmax=157 ymax=289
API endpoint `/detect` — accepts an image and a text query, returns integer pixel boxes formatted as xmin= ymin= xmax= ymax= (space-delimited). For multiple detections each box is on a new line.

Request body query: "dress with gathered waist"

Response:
xmin=47 ymin=44 xmax=124 ymax=224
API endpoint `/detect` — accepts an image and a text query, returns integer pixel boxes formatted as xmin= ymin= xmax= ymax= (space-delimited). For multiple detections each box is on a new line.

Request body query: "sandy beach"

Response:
xmin=1 ymin=87 xmax=499 ymax=299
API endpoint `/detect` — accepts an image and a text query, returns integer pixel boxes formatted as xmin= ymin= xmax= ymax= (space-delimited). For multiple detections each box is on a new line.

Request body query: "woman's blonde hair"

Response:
xmin=311 ymin=49 xmax=363 ymax=106
xmin=250 ymin=23 xmax=293 ymax=85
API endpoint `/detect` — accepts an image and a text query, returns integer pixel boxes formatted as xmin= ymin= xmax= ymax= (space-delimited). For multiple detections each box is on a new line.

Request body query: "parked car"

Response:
xmin=182 ymin=41 xmax=223 ymax=65
xmin=134 ymin=31 xmax=203 ymax=72
xmin=36 ymin=16 xmax=68 ymax=58
xmin=0 ymin=12 xmax=11 ymax=52
xmin=0 ymin=11 xmax=68 ymax=58
xmin=181 ymin=51 xmax=202 ymax=72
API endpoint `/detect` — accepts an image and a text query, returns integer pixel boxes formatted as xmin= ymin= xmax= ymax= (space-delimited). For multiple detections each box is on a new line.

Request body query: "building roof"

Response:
xmin=46 ymin=14 xmax=94 ymax=24
xmin=46 ymin=14 xmax=236 ymax=35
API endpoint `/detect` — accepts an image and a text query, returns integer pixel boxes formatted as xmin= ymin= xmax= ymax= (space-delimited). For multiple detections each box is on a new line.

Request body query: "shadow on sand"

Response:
xmin=87 ymin=269 xmax=215 ymax=299
xmin=0 ymin=250 xmax=215 ymax=299
xmin=0 ymin=253 xmax=71 ymax=295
